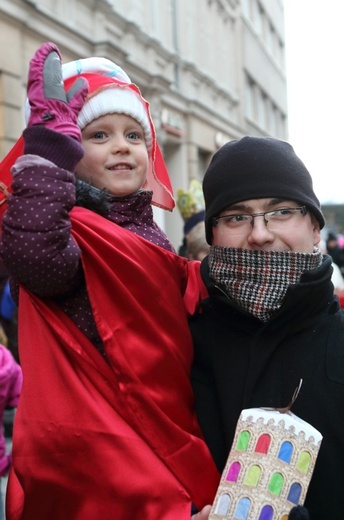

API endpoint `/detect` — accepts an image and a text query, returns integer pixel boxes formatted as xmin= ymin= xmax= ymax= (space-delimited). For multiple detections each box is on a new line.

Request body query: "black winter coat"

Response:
xmin=190 ymin=254 xmax=344 ymax=519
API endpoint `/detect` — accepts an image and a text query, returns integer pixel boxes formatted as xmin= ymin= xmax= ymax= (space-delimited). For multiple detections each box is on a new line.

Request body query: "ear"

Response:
xmin=312 ymin=218 xmax=321 ymax=247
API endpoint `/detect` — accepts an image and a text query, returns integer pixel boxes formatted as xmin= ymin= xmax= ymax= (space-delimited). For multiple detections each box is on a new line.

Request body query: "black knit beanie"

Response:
xmin=203 ymin=136 xmax=325 ymax=244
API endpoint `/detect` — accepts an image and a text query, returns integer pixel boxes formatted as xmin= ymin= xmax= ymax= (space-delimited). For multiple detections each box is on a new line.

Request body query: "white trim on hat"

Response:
xmin=78 ymin=86 xmax=152 ymax=150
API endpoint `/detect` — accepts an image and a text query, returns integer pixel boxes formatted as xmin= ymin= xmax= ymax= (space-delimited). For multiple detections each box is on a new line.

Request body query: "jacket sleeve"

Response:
xmin=1 ymin=127 xmax=84 ymax=298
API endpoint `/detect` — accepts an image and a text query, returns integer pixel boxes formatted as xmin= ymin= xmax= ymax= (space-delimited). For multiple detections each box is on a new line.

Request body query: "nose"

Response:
xmin=111 ymin=134 xmax=130 ymax=153
xmin=246 ymin=214 xmax=274 ymax=247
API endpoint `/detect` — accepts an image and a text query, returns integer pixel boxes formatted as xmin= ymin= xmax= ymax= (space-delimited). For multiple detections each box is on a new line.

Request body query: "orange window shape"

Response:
xmin=255 ymin=433 xmax=271 ymax=454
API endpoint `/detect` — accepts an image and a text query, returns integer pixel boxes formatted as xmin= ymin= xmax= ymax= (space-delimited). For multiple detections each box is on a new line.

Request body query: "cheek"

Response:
xmin=212 ymin=227 xmax=241 ymax=248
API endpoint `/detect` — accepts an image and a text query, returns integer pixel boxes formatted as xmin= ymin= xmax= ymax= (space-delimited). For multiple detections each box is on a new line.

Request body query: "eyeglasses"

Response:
xmin=212 ymin=206 xmax=308 ymax=234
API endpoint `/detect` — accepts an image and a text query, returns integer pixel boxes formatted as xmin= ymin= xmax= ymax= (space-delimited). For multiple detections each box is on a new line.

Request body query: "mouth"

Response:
xmin=107 ymin=163 xmax=133 ymax=171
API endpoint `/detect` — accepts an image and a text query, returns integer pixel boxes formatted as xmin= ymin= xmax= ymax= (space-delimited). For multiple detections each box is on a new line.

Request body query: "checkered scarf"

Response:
xmin=208 ymin=246 xmax=322 ymax=322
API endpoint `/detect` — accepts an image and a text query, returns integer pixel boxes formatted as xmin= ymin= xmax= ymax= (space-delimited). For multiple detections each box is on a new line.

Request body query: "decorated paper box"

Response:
xmin=209 ymin=407 xmax=322 ymax=520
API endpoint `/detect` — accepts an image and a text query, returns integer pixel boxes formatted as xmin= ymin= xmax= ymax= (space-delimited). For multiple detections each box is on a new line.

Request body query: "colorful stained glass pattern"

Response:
xmin=215 ymin=494 xmax=231 ymax=515
xmin=287 ymin=482 xmax=302 ymax=504
xmin=258 ymin=505 xmax=274 ymax=520
xmin=236 ymin=430 xmax=250 ymax=451
xmin=296 ymin=451 xmax=311 ymax=474
xmin=278 ymin=441 xmax=293 ymax=463
xmin=268 ymin=472 xmax=284 ymax=496
xmin=226 ymin=461 xmax=241 ymax=482
xmin=255 ymin=434 xmax=271 ymax=454
xmin=243 ymin=465 xmax=261 ymax=486
xmin=234 ymin=497 xmax=251 ymax=519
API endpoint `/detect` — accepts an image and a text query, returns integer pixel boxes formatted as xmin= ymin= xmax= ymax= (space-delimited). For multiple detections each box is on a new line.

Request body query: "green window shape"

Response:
xmin=243 ymin=465 xmax=261 ymax=487
xmin=268 ymin=472 xmax=284 ymax=496
xmin=296 ymin=451 xmax=311 ymax=474
xmin=236 ymin=430 xmax=250 ymax=451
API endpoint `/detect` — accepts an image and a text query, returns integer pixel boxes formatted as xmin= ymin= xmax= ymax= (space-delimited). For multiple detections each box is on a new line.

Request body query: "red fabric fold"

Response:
xmin=7 ymin=207 xmax=219 ymax=520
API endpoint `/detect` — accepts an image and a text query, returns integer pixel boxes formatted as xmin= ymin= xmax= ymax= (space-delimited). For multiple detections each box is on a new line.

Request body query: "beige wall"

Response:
xmin=0 ymin=0 xmax=287 ymax=249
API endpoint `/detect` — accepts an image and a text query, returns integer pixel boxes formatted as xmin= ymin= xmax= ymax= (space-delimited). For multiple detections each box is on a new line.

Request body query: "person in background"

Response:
xmin=185 ymin=219 xmax=209 ymax=261
xmin=177 ymin=180 xmax=209 ymax=260
xmin=319 ymin=238 xmax=344 ymax=308
xmin=0 ymin=343 xmax=22 ymax=520
xmin=190 ymin=136 xmax=344 ymax=519
xmin=326 ymin=231 xmax=344 ymax=275
xmin=0 ymin=261 xmax=18 ymax=364
xmin=0 ymin=43 xmax=219 ymax=520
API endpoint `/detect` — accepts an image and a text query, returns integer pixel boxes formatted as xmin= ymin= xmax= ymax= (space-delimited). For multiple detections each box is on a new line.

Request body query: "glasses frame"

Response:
xmin=212 ymin=205 xmax=308 ymax=229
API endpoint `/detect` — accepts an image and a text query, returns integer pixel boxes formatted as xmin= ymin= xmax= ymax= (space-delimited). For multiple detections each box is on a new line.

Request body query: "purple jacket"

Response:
xmin=1 ymin=127 xmax=175 ymax=356
xmin=0 ymin=344 xmax=22 ymax=476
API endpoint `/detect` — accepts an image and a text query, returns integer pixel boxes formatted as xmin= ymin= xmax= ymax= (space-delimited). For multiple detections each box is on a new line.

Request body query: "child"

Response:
xmin=0 ymin=343 xmax=22 ymax=520
xmin=0 ymin=43 xmax=219 ymax=519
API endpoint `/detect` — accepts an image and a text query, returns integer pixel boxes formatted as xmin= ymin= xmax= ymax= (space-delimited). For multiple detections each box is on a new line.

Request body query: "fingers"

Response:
xmin=42 ymin=50 xmax=66 ymax=102
xmin=191 ymin=504 xmax=212 ymax=520
xmin=66 ymin=77 xmax=89 ymax=111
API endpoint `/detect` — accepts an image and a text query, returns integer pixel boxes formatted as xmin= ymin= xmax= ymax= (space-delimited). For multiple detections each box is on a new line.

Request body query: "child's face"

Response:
xmin=77 ymin=113 xmax=149 ymax=197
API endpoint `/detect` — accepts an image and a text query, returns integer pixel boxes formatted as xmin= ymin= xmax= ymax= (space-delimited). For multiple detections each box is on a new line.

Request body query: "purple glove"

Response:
xmin=27 ymin=42 xmax=89 ymax=142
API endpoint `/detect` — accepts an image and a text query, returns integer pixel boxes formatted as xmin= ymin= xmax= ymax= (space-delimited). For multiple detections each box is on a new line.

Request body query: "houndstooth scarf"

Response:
xmin=208 ymin=246 xmax=322 ymax=322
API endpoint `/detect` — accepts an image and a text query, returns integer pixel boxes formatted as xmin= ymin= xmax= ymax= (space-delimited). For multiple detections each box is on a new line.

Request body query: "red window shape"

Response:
xmin=255 ymin=434 xmax=271 ymax=454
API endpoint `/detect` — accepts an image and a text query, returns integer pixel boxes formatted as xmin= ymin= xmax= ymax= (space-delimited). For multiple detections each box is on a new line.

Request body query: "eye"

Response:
xmin=220 ymin=214 xmax=250 ymax=225
xmin=127 ymin=131 xmax=143 ymax=141
xmin=270 ymin=208 xmax=295 ymax=219
xmin=91 ymin=131 xmax=107 ymax=140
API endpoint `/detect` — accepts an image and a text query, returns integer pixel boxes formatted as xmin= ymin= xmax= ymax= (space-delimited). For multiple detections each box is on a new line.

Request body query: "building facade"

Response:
xmin=0 ymin=0 xmax=287 ymax=248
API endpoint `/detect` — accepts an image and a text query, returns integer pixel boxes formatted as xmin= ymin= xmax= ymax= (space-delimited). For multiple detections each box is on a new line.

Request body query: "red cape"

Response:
xmin=7 ymin=207 xmax=219 ymax=519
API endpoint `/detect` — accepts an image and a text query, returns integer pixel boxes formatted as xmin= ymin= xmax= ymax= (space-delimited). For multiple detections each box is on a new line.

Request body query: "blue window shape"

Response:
xmin=278 ymin=441 xmax=293 ymax=463
xmin=287 ymin=482 xmax=302 ymax=504
xmin=234 ymin=497 xmax=251 ymax=519
xmin=215 ymin=494 xmax=231 ymax=515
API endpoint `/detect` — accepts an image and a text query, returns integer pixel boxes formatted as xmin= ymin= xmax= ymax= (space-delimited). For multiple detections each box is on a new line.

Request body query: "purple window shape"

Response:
xmin=226 ymin=461 xmax=241 ymax=482
xmin=258 ymin=505 xmax=274 ymax=520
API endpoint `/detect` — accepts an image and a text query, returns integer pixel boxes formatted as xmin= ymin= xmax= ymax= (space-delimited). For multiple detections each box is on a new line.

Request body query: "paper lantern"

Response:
xmin=209 ymin=407 xmax=322 ymax=520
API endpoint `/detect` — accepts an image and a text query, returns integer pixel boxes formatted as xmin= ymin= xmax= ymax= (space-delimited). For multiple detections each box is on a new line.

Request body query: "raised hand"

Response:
xmin=27 ymin=42 xmax=88 ymax=141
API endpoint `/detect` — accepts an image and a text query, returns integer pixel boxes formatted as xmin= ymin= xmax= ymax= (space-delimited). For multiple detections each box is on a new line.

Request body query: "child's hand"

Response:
xmin=27 ymin=42 xmax=89 ymax=141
